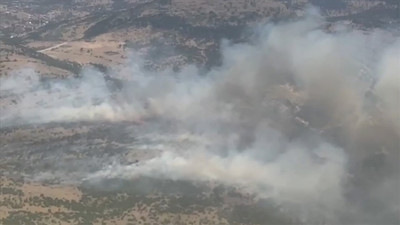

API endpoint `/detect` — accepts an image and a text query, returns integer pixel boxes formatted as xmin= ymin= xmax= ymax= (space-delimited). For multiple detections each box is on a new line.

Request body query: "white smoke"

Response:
xmin=1 ymin=10 xmax=399 ymax=224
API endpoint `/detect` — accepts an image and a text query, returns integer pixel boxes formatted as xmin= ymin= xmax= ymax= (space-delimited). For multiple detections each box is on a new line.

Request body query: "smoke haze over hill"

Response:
xmin=1 ymin=10 xmax=399 ymax=224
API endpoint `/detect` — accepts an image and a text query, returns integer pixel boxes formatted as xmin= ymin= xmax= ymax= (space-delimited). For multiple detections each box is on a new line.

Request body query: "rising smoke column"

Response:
xmin=1 ymin=11 xmax=399 ymax=225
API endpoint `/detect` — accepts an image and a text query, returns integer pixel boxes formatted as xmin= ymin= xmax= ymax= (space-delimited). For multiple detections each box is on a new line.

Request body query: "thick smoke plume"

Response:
xmin=1 ymin=11 xmax=399 ymax=224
